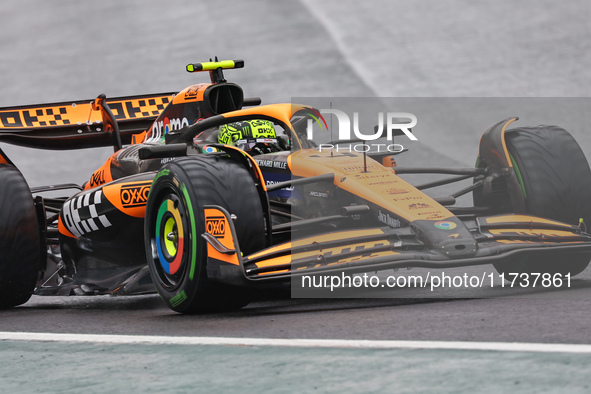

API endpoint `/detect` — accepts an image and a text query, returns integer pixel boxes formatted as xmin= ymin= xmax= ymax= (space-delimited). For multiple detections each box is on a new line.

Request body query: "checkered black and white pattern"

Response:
xmin=62 ymin=190 xmax=112 ymax=237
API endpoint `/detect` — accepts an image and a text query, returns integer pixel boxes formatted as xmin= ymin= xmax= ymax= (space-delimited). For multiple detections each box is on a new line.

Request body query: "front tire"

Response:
xmin=479 ymin=126 xmax=591 ymax=277
xmin=0 ymin=164 xmax=41 ymax=309
xmin=145 ymin=155 xmax=266 ymax=313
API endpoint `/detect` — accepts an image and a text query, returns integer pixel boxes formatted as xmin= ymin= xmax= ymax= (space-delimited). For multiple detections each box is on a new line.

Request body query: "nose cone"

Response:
xmin=411 ymin=218 xmax=478 ymax=258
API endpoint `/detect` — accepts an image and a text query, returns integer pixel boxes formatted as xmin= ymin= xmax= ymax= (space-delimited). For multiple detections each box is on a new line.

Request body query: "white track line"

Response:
xmin=299 ymin=0 xmax=378 ymax=97
xmin=1 ymin=331 xmax=591 ymax=354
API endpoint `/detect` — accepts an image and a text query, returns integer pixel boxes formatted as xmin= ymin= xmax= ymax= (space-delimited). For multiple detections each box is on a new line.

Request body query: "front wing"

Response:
xmin=201 ymin=206 xmax=591 ymax=286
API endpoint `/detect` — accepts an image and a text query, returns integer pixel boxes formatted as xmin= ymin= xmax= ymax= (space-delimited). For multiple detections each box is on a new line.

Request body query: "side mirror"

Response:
xmin=381 ymin=155 xmax=397 ymax=167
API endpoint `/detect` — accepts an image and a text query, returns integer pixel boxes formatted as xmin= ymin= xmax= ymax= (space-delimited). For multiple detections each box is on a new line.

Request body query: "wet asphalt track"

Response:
xmin=2 ymin=0 xmax=591 ymax=392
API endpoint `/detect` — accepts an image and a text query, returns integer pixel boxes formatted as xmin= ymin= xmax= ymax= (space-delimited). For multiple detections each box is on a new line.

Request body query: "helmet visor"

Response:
xmin=235 ymin=138 xmax=278 ymax=151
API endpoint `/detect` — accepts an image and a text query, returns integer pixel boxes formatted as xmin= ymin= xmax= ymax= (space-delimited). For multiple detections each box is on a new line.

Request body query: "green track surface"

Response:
xmin=1 ymin=341 xmax=590 ymax=393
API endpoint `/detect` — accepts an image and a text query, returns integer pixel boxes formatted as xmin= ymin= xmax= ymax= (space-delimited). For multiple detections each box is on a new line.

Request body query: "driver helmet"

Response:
xmin=218 ymin=120 xmax=280 ymax=155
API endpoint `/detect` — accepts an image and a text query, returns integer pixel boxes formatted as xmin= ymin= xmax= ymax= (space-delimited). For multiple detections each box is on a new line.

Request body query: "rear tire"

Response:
xmin=479 ymin=126 xmax=591 ymax=277
xmin=145 ymin=155 xmax=266 ymax=313
xmin=0 ymin=164 xmax=41 ymax=308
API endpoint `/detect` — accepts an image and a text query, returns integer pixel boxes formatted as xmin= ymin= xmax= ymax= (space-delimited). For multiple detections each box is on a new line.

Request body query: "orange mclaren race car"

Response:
xmin=1 ymin=60 xmax=591 ymax=313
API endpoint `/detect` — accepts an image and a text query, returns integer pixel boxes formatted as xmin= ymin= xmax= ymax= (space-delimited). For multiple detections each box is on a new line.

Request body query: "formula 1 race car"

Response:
xmin=1 ymin=59 xmax=591 ymax=313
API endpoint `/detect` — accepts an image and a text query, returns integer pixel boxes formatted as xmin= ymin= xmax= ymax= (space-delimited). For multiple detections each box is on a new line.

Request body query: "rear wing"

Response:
xmin=0 ymin=92 xmax=175 ymax=153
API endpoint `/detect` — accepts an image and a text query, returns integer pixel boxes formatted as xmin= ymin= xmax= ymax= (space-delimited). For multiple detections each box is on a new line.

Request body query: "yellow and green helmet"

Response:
xmin=218 ymin=120 xmax=277 ymax=152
